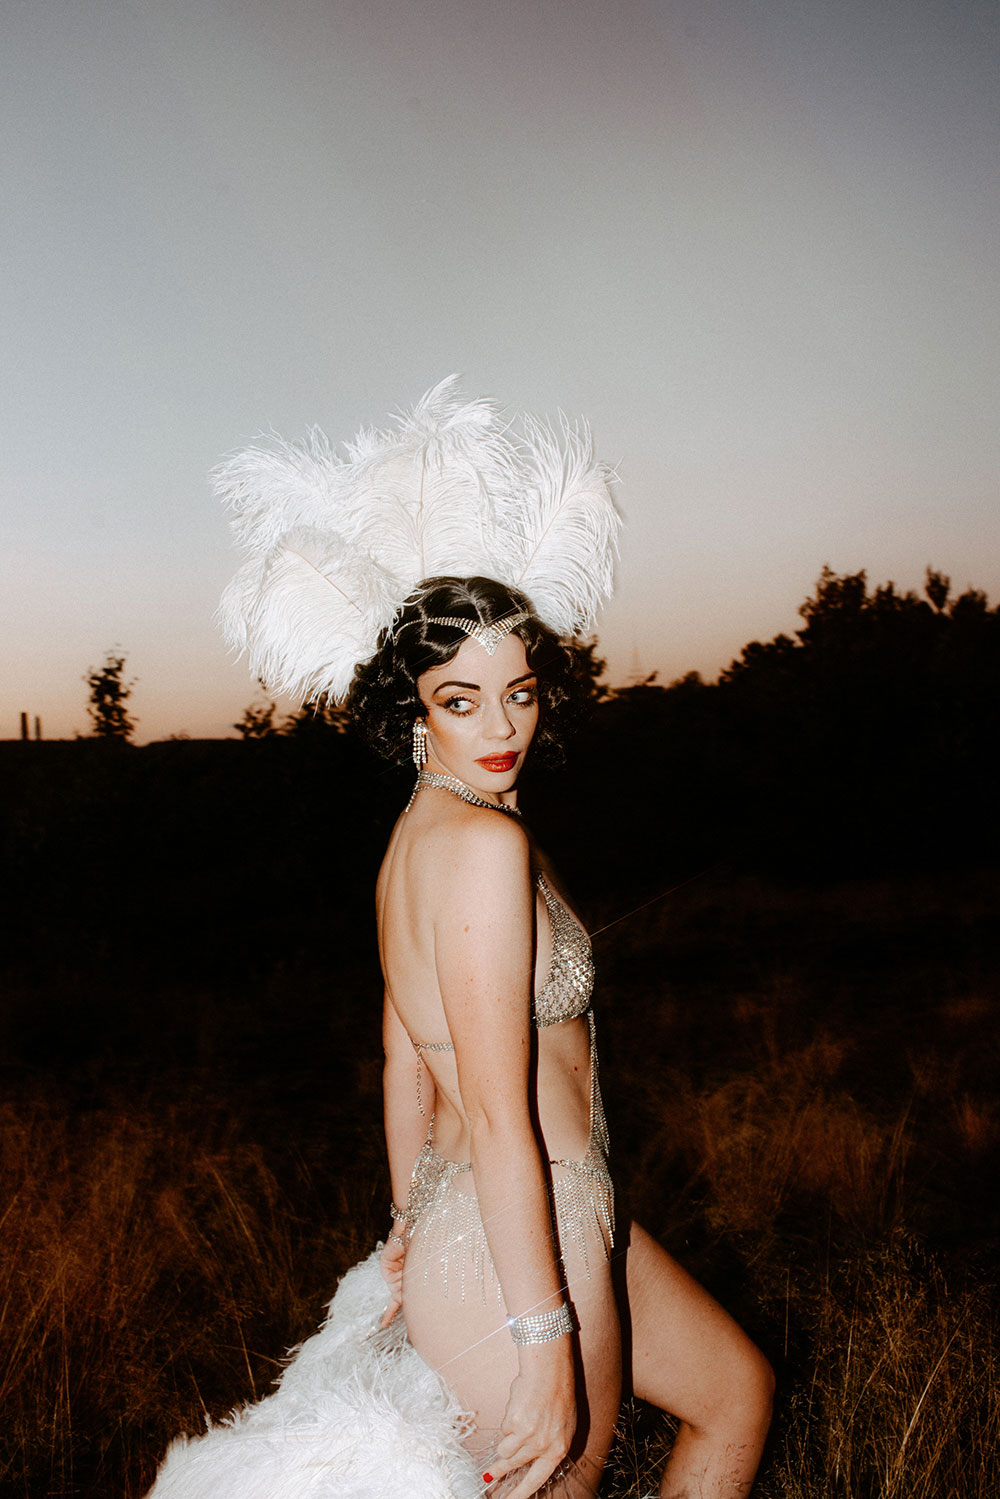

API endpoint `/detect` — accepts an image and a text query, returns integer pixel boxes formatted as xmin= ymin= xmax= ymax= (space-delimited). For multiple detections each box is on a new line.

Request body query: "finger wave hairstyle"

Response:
xmin=347 ymin=576 xmax=589 ymax=766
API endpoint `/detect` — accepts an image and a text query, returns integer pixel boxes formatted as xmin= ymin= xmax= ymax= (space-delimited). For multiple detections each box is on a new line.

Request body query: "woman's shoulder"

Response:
xmin=409 ymin=795 xmax=532 ymax=887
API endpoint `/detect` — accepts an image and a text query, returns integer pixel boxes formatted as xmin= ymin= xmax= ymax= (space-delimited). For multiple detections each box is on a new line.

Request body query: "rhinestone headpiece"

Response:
xmin=424 ymin=610 xmax=530 ymax=656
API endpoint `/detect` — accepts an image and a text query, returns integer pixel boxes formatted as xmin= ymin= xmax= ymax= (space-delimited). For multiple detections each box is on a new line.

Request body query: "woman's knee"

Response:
xmin=747 ymin=1343 xmax=775 ymax=1420
xmin=709 ymin=1342 xmax=774 ymax=1439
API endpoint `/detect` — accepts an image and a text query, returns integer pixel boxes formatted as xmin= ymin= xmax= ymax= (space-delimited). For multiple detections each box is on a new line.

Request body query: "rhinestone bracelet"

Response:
xmin=386 ymin=1229 xmax=406 ymax=1248
xmin=390 ymin=1200 xmax=414 ymax=1224
xmin=507 ymin=1303 xmax=574 ymax=1346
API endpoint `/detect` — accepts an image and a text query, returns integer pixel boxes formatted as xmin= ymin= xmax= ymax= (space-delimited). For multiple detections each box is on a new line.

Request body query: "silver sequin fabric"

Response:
xmin=533 ymin=873 xmax=595 ymax=1027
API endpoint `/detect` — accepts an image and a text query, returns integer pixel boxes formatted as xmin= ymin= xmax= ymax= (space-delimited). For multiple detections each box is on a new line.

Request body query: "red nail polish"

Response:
xmin=483 ymin=1474 xmax=493 ymax=1484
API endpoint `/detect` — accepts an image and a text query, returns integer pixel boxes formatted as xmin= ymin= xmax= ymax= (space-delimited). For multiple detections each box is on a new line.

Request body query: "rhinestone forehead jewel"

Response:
xmin=423 ymin=610 xmax=530 ymax=656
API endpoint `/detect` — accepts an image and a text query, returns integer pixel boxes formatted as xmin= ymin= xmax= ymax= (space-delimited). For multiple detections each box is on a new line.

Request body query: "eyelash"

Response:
xmin=442 ymin=687 xmax=537 ymax=715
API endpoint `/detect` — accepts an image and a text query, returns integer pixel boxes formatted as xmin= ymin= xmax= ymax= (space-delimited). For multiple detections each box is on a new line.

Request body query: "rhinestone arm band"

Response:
xmin=390 ymin=1200 xmax=414 ymax=1224
xmin=507 ymin=1303 xmax=575 ymax=1346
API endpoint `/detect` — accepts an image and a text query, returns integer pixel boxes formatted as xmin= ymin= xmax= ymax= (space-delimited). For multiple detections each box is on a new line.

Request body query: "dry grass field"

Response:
xmin=2 ymin=869 xmax=997 ymax=1498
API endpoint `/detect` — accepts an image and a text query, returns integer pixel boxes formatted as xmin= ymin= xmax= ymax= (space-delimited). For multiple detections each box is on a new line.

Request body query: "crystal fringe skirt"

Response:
xmin=406 ymin=1135 xmax=615 ymax=1307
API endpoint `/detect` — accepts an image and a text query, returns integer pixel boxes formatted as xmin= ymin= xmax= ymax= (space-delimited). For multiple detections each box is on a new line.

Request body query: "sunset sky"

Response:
xmin=3 ymin=0 xmax=997 ymax=742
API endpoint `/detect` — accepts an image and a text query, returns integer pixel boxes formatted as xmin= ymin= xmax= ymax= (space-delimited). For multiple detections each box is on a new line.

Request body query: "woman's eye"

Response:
xmin=444 ymin=695 xmax=475 ymax=714
xmin=508 ymin=688 xmax=537 ymax=706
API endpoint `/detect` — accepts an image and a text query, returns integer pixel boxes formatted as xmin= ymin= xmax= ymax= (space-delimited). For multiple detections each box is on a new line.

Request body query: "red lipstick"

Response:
xmin=476 ymin=753 xmax=518 ymax=773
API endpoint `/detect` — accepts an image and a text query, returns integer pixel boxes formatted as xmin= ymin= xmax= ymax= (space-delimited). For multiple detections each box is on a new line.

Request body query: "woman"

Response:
xmin=348 ymin=574 xmax=772 ymax=1499
xmin=149 ymin=379 xmax=770 ymax=1499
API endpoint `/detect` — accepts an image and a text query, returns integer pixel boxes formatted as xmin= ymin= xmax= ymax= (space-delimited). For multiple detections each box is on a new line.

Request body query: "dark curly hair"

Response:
xmin=347 ymin=576 xmax=589 ymax=766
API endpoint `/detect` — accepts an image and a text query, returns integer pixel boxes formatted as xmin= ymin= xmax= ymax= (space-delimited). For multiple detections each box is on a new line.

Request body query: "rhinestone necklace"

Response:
xmin=409 ymin=769 xmax=521 ymax=816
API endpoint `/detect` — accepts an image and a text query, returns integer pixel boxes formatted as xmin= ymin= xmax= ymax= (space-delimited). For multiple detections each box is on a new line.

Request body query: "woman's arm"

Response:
xmin=380 ymin=990 xmax=431 ymax=1322
xmin=434 ymin=814 xmax=576 ymax=1499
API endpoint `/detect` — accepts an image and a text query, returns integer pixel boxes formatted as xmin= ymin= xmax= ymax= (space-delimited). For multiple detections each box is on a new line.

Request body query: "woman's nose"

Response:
xmin=484 ymin=700 xmax=516 ymax=739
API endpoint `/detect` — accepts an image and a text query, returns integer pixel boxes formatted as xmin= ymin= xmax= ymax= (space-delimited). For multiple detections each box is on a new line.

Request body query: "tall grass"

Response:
xmin=658 ymin=1044 xmax=1000 ymax=1499
xmin=1 ymin=873 xmax=997 ymax=1496
xmin=0 ymin=1086 xmax=376 ymax=1495
xmin=771 ymin=1247 xmax=998 ymax=1499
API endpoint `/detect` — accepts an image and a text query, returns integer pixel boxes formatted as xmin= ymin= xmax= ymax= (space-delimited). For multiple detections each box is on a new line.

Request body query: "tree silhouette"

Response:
xmin=84 ymin=652 xmax=137 ymax=740
xmin=233 ymin=697 xmax=279 ymax=738
xmin=571 ymin=638 xmax=612 ymax=703
xmin=924 ymin=567 xmax=950 ymax=613
xmin=281 ymin=697 xmax=351 ymax=736
xmin=710 ymin=564 xmax=1000 ymax=870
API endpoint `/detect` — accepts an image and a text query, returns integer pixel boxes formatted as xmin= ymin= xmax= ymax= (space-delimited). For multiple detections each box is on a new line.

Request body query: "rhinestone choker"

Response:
xmin=409 ymin=770 xmax=521 ymax=816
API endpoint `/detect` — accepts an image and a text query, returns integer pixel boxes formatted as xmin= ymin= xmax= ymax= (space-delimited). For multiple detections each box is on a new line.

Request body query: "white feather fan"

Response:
xmin=215 ymin=377 xmax=620 ymax=703
xmin=146 ymin=1249 xmax=481 ymax=1499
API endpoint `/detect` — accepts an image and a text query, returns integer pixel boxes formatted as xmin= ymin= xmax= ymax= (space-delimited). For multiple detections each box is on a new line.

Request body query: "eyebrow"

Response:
xmin=433 ymin=670 xmax=537 ymax=692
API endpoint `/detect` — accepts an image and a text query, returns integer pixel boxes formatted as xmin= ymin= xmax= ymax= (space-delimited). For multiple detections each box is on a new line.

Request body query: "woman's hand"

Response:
xmin=378 ymin=1235 xmax=406 ymax=1327
xmin=485 ymin=1343 xmax=576 ymax=1499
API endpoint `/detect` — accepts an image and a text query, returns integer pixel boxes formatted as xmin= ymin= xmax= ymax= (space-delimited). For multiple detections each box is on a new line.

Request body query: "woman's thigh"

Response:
xmin=403 ymin=1195 xmax=623 ymax=1494
xmin=621 ymin=1219 xmax=772 ymax=1423
xmin=402 ymin=1203 xmax=517 ymax=1431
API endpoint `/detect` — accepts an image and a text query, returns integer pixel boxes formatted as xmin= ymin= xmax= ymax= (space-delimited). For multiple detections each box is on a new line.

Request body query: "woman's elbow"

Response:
xmin=466 ymin=1100 xmax=535 ymax=1148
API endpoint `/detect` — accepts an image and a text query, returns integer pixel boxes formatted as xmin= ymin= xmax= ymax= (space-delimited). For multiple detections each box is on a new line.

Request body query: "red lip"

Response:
xmin=476 ymin=753 xmax=519 ymax=773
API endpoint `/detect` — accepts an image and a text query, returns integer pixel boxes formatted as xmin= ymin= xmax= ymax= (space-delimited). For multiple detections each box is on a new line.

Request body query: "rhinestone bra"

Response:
xmin=533 ymin=872 xmax=594 ymax=1027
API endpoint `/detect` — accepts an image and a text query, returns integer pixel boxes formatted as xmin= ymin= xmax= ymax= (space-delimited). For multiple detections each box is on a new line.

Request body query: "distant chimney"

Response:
xmin=20 ymin=712 xmax=29 ymax=741
xmin=34 ymin=716 xmax=42 ymax=741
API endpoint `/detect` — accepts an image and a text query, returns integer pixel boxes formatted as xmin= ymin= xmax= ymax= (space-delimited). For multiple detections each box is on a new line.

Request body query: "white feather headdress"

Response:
xmin=215 ymin=376 xmax=620 ymax=703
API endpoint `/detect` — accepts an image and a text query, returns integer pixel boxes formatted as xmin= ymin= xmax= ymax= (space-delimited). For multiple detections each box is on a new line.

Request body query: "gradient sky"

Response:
xmin=3 ymin=0 xmax=997 ymax=742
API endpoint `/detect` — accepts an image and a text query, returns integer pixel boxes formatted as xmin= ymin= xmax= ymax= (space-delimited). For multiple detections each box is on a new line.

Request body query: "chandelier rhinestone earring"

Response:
xmin=411 ymin=719 xmax=428 ymax=768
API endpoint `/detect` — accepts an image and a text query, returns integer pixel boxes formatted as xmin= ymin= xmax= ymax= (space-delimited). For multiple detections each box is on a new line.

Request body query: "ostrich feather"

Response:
xmin=146 ymin=1250 xmax=481 ymax=1499
xmin=217 ymin=528 xmax=398 ymax=703
xmin=213 ymin=428 xmax=352 ymax=556
xmin=505 ymin=413 xmax=621 ymax=637
xmin=216 ymin=378 xmax=620 ymax=704
xmin=338 ymin=378 xmax=519 ymax=580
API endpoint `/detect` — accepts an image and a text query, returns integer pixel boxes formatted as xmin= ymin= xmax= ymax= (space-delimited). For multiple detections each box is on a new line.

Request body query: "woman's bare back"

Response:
xmin=377 ymin=788 xmax=594 ymax=1165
